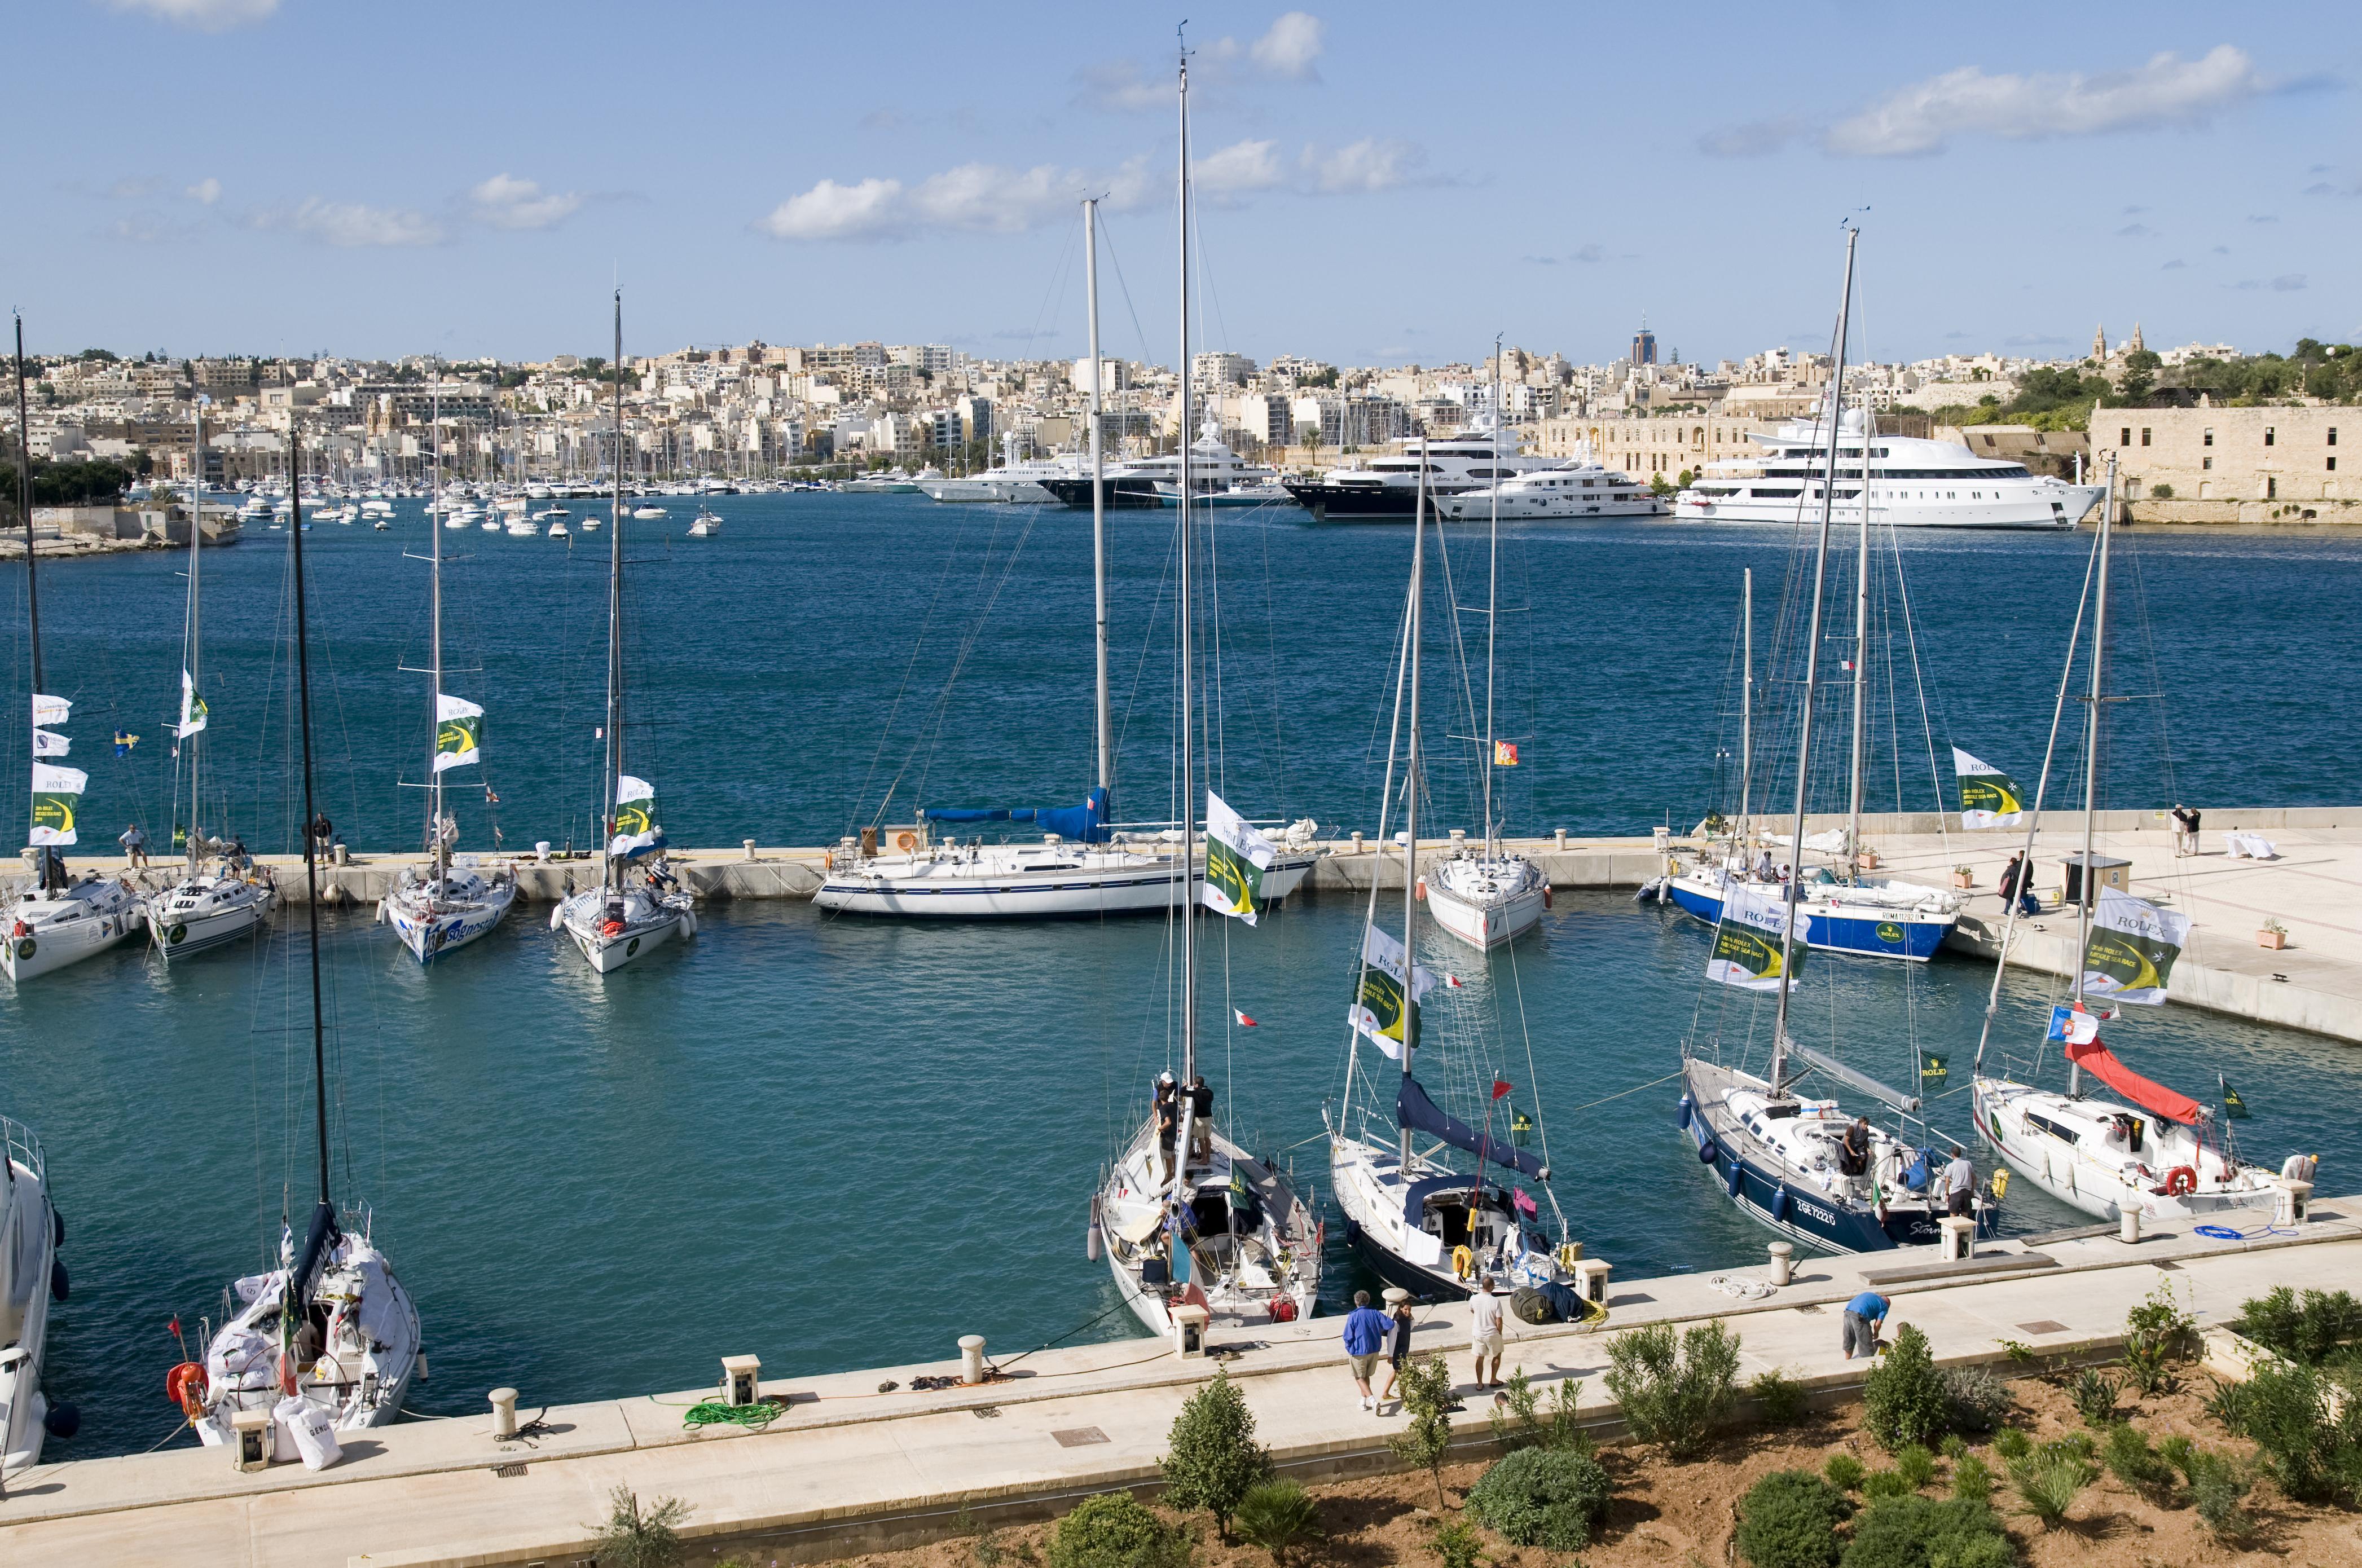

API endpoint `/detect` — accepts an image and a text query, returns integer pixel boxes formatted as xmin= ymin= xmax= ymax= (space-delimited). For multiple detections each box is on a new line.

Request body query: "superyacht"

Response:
xmin=919 ymin=437 xmax=1086 ymax=504
xmin=1284 ymin=415 xmax=1551 ymax=519
xmin=1434 ymin=452 xmax=1663 ymax=521
xmin=1676 ymin=407 xmax=2103 ymax=530
xmin=1040 ymin=422 xmax=1276 ymax=509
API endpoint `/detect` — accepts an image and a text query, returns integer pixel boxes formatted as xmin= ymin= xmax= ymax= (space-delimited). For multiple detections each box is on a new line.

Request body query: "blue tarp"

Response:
xmin=1397 ymin=1076 xmax=1546 ymax=1180
xmin=923 ymin=786 xmax=1110 ymax=843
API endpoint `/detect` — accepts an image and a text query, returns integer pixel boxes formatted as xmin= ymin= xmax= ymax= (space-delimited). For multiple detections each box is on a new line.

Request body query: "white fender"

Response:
xmin=548 ymin=903 xmax=564 ymax=932
xmin=680 ymin=909 xmax=698 ymax=939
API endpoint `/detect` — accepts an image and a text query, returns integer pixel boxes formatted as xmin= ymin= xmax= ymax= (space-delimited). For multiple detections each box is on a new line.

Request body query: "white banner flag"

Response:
xmin=29 ymin=761 xmax=87 ymax=846
xmin=177 ymin=669 xmax=209 ymax=738
xmin=1202 ymin=790 xmax=1278 ymax=924
xmin=434 ymin=693 xmax=484 ymax=772
xmin=1706 ymin=882 xmax=1806 ymax=993
xmin=1950 ymin=747 xmax=2026 ymax=829
xmin=608 ymin=774 xmax=663 ymax=857
xmin=31 ymin=729 xmax=68 ymax=757
xmin=1347 ymin=922 xmax=1437 ymax=1059
xmin=2081 ymin=887 xmax=2191 ymax=1006
xmin=31 ymin=694 xmax=70 ymax=728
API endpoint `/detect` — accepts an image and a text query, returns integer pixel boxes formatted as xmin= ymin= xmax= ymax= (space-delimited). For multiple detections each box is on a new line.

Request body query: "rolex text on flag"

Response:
xmin=433 ymin=693 xmax=484 ymax=772
xmin=29 ymin=762 xmax=87 ymax=846
xmin=1706 ymin=882 xmax=1805 ymax=992
xmin=2081 ymin=887 xmax=2189 ymax=1006
xmin=1951 ymin=748 xmax=2026 ymax=829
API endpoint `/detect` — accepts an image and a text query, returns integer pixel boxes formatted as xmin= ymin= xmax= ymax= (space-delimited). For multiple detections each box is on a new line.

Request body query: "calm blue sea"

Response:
xmin=5 ymin=494 xmax=2361 ymax=1459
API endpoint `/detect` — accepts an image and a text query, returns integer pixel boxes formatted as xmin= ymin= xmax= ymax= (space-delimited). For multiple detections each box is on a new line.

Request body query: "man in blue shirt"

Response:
xmin=1342 ymin=1289 xmax=1392 ymax=1412
xmin=1844 ymin=1290 xmax=1889 ymax=1360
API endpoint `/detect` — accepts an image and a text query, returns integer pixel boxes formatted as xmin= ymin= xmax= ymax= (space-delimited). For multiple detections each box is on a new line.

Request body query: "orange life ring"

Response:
xmin=2165 ymin=1165 xmax=2198 ymax=1196
xmin=895 ymin=831 xmax=917 ymax=851
xmin=167 ymin=1361 xmax=209 ymax=1414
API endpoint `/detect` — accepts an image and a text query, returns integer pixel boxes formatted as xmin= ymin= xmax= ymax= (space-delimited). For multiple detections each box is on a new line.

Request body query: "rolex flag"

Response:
xmin=608 ymin=775 xmax=664 ymax=858
xmin=31 ymin=694 xmax=70 ymax=728
xmin=1347 ymin=922 xmax=1437 ymax=1060
xmin=434 ymin=693 xmax=484 ymax=772
xmin=29 ymin=762 xmax=87 ymax=845
xmin=1951 ymin=748 xmax=2026 ymax=829
xmin=177 ymin=670 xmax=208 ymax=738
xmin=2081 ymin=887 xmax=2189 ymax=1006
xmin=1706 ymin=882 xmax=1806 ymax=993
xmin=1202 ymin=789 xmax=1277 ymax=925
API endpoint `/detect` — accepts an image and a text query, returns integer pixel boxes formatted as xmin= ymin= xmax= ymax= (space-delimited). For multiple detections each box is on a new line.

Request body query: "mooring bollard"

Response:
xmin=1767 ymin=1241 xmax=1793 ymax=1285
xmin=489 ymin=1387 xmax=519 ymax=1440
xmin=1351 ymin=831 xmax=1365 ymax=855
xmin=1554 ymin=828 xmax=1567 ymax=850
xmin=959 ymin=1334 xmax=987 ymax=1386
xmin=2118 ymin=1204 xmax=2142 ymax=1245
xmin=743 ymin=838 xmax=758 ymax=862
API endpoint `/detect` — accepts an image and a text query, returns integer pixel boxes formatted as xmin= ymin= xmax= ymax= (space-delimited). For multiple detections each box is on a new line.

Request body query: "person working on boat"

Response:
xmin=1754 ymin=849 xmax=1775 ymax=883
xmin=1470 ymin=1275 xmax=1507 ymax=1390
xmin=1839 ymin=1118 xmax=1871 ymax=1180
xmin=120 ymin=822 xmax=149 ymax=869
xmin=1842 ymin=1291 xmax=1889 ymax=1359
xmin=1154 ymin=1072 xmax=1179 ymax=1184
xmin=1943 ymin=1146 xmax=1977 ymax=1218
xmin=1187 ymin=1073 xmax=1215 ymax=1165
xmin=1343 ymin=1289 xmax=1391 ymax=1413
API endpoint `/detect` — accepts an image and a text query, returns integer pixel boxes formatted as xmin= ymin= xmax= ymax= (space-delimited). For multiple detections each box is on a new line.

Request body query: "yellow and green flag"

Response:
xmin=30 ymin=762 xmax=87 ymax=846
xmin=434 ymin=693 xmax=484 ymax=772
xmin=1347 ymin=922 xmax=1435 ymax=1060
xmin=1706 ymin=882 xmax=1805 ymax=992
xmin=2081 ymin=888 xmax=2189 ymax=1006
xmin=1202 ymin=789 xmax=1277 ymax=925
xmin=1951 ymin=747 xmax=2025 ymax=829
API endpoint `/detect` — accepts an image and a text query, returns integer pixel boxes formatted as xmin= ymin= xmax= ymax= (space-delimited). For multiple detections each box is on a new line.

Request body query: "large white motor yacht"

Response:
xmin=1042 ymin=423 xmax=1277 ymax=509
xmin=1434 ymin=456 xmax=1664 ymax=521
xmin=920 ymin=438 xmax=1089 ymax=504
xmin=1285 ymin=415 xmax=1554 ymax=519
xmin=1675 ymin=407 xmax=2103 ymax=530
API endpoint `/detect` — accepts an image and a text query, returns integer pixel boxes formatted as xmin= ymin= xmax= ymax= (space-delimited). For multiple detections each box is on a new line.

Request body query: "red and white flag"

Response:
xmin=1445 ymin=973 xmax=1466 ymax=989
xmin=1234 ymin=1008 xmax=1257 ymax=1028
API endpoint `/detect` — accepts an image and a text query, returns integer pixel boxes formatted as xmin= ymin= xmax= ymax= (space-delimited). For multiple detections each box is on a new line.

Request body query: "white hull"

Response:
xmin=554 ymin=888 xmax=696 ymax=972
xmin=1096 ymin=1119 xmax=1319 ymax=1336
xmin=1423 ymin=858 xmax=1546 ymax=950
xmin=384 ymin=868 xmax=518 ymax=965
xmin=815 ymin=848 xmax=1316 ymax=919
xmin=0 ymin=1120 xmax=61 ymax=1474
xmin=1675 ymin=494 xmax=2088 ymax=530
xmin=920 ymin=478 xmax=1056 ymax=504
xmin=1329 ymin=1131 xmax=1571 ymax=1299
xmin=1972 ymin=1076 xmax=2284 ymax=1223
xmin=3 ymin=878 xmax=147 ymax=981
xmin=148 ymin=874 xmax=278 ymax=960
xmin=191 ymin=1227 xmax=420 ymax=1447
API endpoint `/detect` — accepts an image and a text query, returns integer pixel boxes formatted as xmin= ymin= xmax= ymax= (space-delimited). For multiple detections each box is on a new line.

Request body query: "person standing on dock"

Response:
xmin=1470 ymin=1275 xmax=1507 ymax=1389
xmin=1343 ymin=1289 xmax=1391 ymax=1412
xmin=1943 ymin=1146 xmax=1976 ymax=1218
xmin=1376 ymin=1288 xmax=1416 ymax=1410
xmin=119 ymin=822 xmax=148 ymax=869
xmin=1998 ymin=852 xmax=2026 ymax=908
xmin=2171 ymin=804 xmax=2200 ymax=857
xmin=1842 ymin=1291 xmax=1889 ymax=1359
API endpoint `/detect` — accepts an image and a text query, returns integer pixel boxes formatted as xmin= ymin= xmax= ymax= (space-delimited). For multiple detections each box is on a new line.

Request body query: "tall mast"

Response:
xmin=1483 ymin=337 xmax=1501 ymax=857
xmin=429 ymin=362 xmax=446 ymax=885
xmin=187 ymin=381 xmax=205 ymax=868
xmin=15 ymin=316 xmax=39 ymax=697
xmin=1846 ymin=380 xmax=1869 ymax=875
xmin=605 ymin=292 xmax=625 ymax=896
xmin=1084 ymin=198 xmax=1112 ymax=795
xmin=1770 ymin=226 xmax=1857 ymax=1095
xmin=2070 ymin=453 xmax=2117 ymax=1097
xmin=1398 ymin=442 xmax=1427 ymax=1172
xmin=1739 ymin=567 xmax=1753 ymax=845
xmin=289 ymin=434 xmax=330 ymax=1212
xmin=1175 ymin=38 xmax=1198 ymax=1131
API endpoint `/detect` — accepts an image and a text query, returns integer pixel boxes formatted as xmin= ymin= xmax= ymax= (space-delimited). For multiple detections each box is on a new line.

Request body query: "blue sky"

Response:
xmin=12 ymin=1 xmax=2359 ymax=367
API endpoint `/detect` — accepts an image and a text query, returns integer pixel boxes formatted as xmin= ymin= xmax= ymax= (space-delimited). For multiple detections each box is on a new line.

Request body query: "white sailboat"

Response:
xmin=382 ymin=366 xmax=517 ymax=966
xmin=553 ymin=293 xmax=697 ymax=974
xmin=0 ymin=1114 xmax=68 ymax=1473
xmin=1970 ymin=457 xmax=2300 ymax=1223
xmin=1092 ymin=50 xmax=1320 ymax=1336
xmin=687 ymin=506 xmax=722 ymax=538
xmin=1424 ymin=356 xmax=1546 ymax=953
xmin=815 ymin=195 xmax=1318 ymax=920
xmin=1327 ymin=453 xmax=1582 ymax=1300
xmin=180 ymin=446 xmax=422 ymax=1451
xmin=149 ymin=392 xmax=276 ymax=960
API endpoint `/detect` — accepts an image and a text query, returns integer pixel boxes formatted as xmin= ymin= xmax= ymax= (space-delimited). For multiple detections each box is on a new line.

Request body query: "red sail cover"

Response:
xmin=2065 ymin=1038 xmax=2206 ymax=1124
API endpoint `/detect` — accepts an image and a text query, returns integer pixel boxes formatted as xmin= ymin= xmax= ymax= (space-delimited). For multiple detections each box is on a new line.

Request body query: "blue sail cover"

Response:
xmin=923 ymin=786 xmax=1110 ymax=843
xmin=1397 ymin=1075 xmax=1546 ymax=1179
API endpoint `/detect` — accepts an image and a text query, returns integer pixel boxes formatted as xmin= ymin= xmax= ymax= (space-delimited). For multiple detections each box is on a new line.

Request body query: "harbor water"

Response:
xmin=5 ymin=493 xmax=2362 ymax=1459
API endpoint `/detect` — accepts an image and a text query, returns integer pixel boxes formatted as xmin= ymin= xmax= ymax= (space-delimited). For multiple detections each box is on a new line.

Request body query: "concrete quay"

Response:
xmin=6 ymin=1196 xmax=2354 ymax=1568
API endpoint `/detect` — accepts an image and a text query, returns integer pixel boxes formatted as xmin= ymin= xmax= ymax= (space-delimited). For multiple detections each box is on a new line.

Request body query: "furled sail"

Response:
xmin=922 ymin=785 xmax=1109 ymax=843
xmin=2064 ymin=1037 xmax=2206 ymax=1125
xmin=1396 ymin=1075 xmax=1545 ymax=1180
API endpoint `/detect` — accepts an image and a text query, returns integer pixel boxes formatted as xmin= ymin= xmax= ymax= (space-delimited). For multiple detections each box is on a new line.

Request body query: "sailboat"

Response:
xmin=1091 ymin=44 xmax=1321 ymax=1336
xmin=3 ymin=315 xmax=144 ymax=981
xmin=1423 ymin=354 xmax=1546 ymax=953
xmin=178 ymin=440 xmax=423 ymax=1447
xmin=1677 ymin=230 xmax=1997 ymax=1253
xmin=382 ymin=364 xmax=517 ymax=965
xmin=814 ymin=194 xmax=1317 ymax=920
xmin=149 ymin=388 xmax=278 ymax=960
xmin=1970 ymin=457 xmax=2298 ymax=1223
xmin=552 ymin=292 xmax=697 ymax=974
xmin=1660 ymin=393 xmax=1963 ymax=962
xmin=1326 ymin=452 xmax=1580 ymax=1298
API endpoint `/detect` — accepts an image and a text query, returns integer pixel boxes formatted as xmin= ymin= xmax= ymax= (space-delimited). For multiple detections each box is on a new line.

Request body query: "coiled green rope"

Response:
xmin=682 ymin=1399 xmax=784 ymax=1432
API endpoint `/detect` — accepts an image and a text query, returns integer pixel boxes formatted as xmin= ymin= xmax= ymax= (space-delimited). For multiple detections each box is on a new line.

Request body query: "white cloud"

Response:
xmin=755 ymin=178 xmax=908 ymax=241
xmin=468 ymin=173 xmax=584 ymax=231
xmin=262 ymin=197 xmax=444 ymax=248
xmin=186 ymin=176 xmax=221 ymax=205
xmin=1303 ymin=139 xmax=1422 ymax=193
xmin=102 ymin=0 xmax=280 ymax=30
xmin=1825 ymin=45 xmax=2267 ymax=157
xmin=1251 ymin=12 xmax=1325 ymax=79
xmin=1196 ymin=139 xmax=1285 ymax=197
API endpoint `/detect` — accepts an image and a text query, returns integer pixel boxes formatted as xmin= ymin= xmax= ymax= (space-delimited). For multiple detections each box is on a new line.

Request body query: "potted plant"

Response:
xmin=1859 ymin=847 xmax=1882 ymax=870
xmin=2258 ymin=918 xmax=2289 ymax=951
xmin=1951 ymin=864 xmax=1975 ymax=889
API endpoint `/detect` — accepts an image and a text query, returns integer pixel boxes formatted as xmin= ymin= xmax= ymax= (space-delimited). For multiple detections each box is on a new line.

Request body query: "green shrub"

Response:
xmin=1603 ymin=1318 xmax=1741 ymax=1460
xmin=591 ymin=1486 xmax=694 ymax=1568
xmin=1390 ymin=1354 xmax=1458 ymax=1509
xmin=1464 ymin=1446 xmax=1615 ymax=1549
xmin=1427 ymin=1519 xmax=1482 ymax=1568
xmin=1863 ymin=1325 xmax=1952 ymax=1451
xmin=1949 ymin=1454 xmax=1993 ymax=1503
xmin=1159 ymin=1371 xmax=1270 ymax=1534
xmin=1048 ymin=1495 xmax=1191 ymax=1568
xmin=1838 ymin=1495 xmax=2015 ymax=1568
xmin=1750 ymin=1368 xmax=1811 ymax=1428
xmin=1937 ymin=1434 xmax=1967 ymax=1461
xmin=1937 ymin=1365 xmax=2009 ymax=1434
xmin=1892 ymin=1444 xmax=1936 ymax=1490
xmin=2184 ymin=1450 xmax=2255 ymax=1543
xmin=1489 ymin=1367 xmax=1590 ymax=1454
xmin=2069 ymin=1367 xmax=2119 ymax=1428
xmin=2202 ymin=1374 xmax=2253 ymax=1433
xmin=2233 ymin=1286 xmax=2362 ymax=1366
xmin=2157 ymin=1433 xmax=2193 ymax=1475
xmin=2120 ymin=1283 xmax=2196 ymax=1397
xmin=1861 ymin=1470 xmax=1914 ymax=1501
xmin=1734 ymin=1470 xmax=1850 ymax=1568
xmin=2006 ymin=1441 xmax=2096 ymax=1530
xmin=2230 ymin=1360 xmax=2362 ymax=1503
xmin=2101 ymin=1423 xmax=2176 ymax=1500
xmin=1824 ymin=1453 xmax=1867 ymax=1491
xmin=1231 ymin=1481 xmax=1322 ymax=1567
xmin=1989 ymin=1429 xmax=2030 ymax=1463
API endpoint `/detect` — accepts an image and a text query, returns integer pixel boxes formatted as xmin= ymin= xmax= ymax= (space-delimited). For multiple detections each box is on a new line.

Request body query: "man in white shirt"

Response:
xmin=1943 ymin=1145 xmax=1977 ymax=1218
xmin=1468 ymin=1275 xmax=1507 ymax=1389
